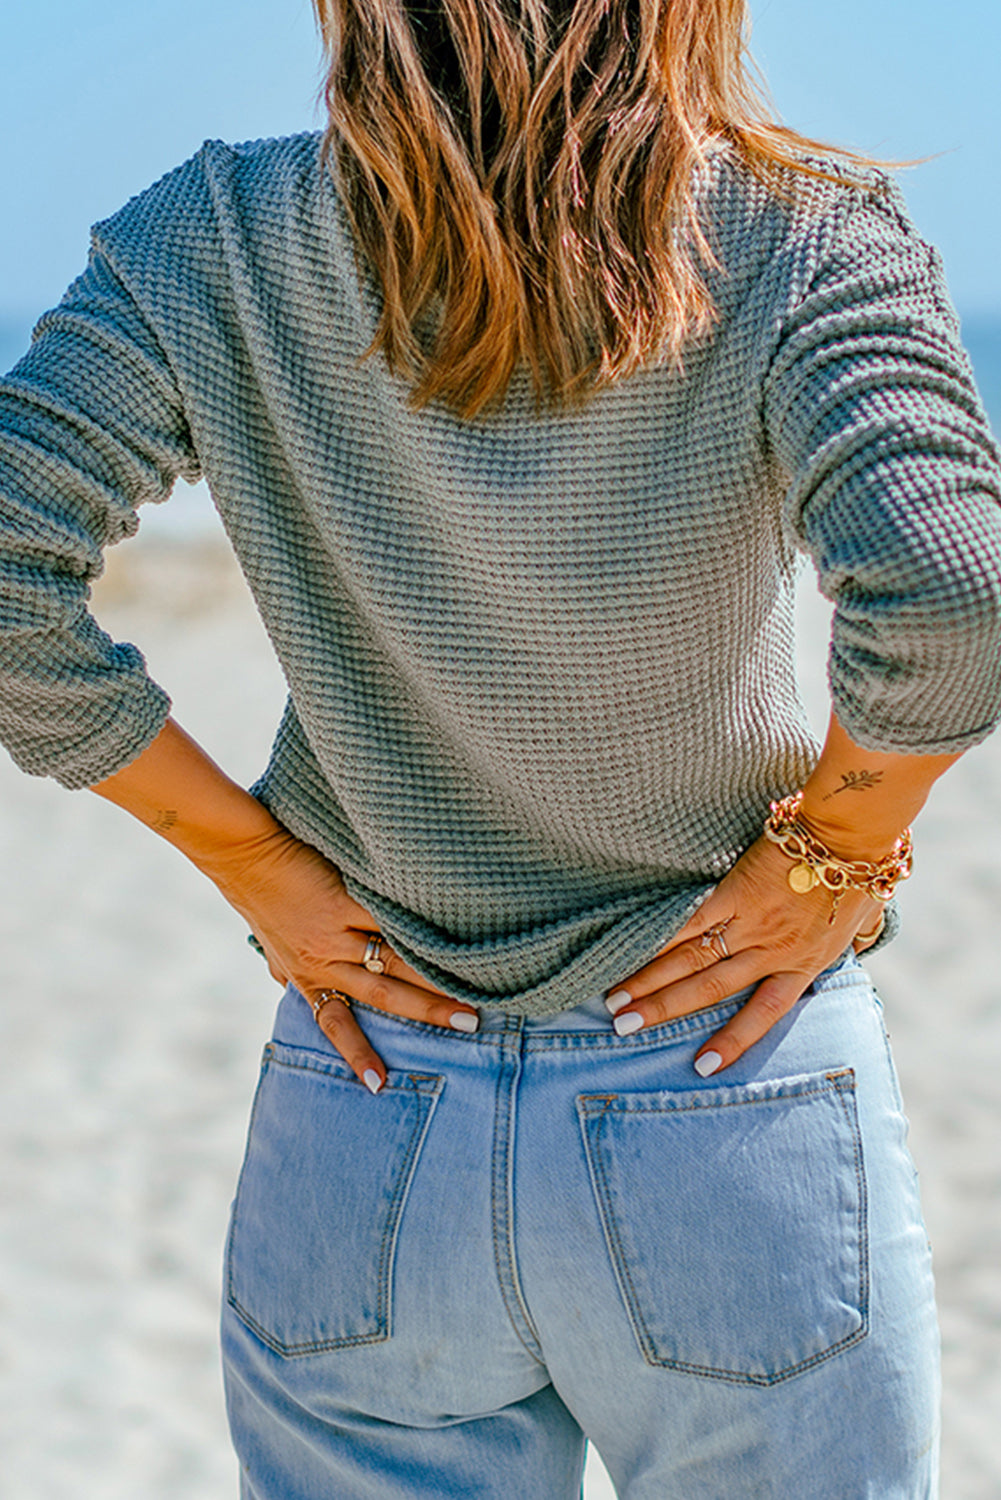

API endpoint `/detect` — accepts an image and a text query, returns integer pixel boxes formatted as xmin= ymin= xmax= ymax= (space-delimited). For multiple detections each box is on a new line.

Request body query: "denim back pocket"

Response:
xmin=226 ymin=1041 xmax=443 ymax=1357
xmin=577 ymin=1068 xmax=868 ymax=1385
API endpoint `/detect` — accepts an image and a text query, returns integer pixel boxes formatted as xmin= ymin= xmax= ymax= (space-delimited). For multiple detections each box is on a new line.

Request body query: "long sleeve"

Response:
xmin=765 ymin=178 xmax=1001 ymax=754
xmin=0 ymin=244 xmax=200 ymax=788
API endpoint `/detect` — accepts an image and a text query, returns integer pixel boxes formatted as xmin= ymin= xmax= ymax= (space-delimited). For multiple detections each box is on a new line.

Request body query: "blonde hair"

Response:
xmin=312 ymin=0 xmax=869 ymax=417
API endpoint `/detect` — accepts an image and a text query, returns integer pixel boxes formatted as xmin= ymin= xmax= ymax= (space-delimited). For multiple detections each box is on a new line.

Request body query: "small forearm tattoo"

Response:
xmin=822 ymin=770 xmax=885 ymax=800
xmin=151 ymin=808 xmax=179 ymax=832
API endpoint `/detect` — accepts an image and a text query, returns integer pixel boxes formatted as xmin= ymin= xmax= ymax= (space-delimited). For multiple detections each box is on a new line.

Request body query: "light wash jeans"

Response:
xmin=221 ymin=950 xmax=939 ymax=1498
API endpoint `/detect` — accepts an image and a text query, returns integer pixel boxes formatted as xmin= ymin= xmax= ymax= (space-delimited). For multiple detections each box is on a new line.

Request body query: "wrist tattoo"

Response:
xmin=822 ymin=770 xmax=884 ymax=800
xmin=152 ymin=808 xmax=179 ymax=832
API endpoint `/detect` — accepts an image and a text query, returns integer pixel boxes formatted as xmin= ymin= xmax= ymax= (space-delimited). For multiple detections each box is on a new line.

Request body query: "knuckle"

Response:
xmin=316 ymin=998 xmax=349 ymax=1031
xmin=685 ymin=944 xmax=711 ymax=976
xmin=365 ymin=978 xmax=392 ymax=1010
xmin=754 ymin=985 xmax=792 ymax=1024
xmin=318 ymin=1014 xmax=349 ymax=1044
xmin=699 ymin=970 xmax=730 ymax=1007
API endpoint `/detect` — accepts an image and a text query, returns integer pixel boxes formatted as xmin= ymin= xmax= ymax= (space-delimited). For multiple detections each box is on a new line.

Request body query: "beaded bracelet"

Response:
xmin=764 ymin=792 xmax=914 ymax=924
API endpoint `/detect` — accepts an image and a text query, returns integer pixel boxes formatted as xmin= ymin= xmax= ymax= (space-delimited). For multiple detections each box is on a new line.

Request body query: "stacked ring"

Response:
xmin=700 ymin=919 xmax=734 ymax=961
xmin=311 ymin=990 xmax=351 ymax=1020
xmin=363 ymin=933 xmax=387 ymax=973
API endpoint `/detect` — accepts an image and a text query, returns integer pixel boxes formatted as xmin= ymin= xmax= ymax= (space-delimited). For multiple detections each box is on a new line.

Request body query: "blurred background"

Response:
xmin=0 ymin=3 xmax=998 ymax=1496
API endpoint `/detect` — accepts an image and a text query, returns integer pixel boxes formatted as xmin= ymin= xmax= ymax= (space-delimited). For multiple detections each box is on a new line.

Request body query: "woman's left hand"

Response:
xmin=605 ymin=835 xmax=885 ymax=1075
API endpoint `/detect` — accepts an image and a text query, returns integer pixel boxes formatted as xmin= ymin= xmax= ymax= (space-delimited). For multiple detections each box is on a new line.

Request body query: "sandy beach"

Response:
xmin=1 ymin=504 xmax=999 ymax=1499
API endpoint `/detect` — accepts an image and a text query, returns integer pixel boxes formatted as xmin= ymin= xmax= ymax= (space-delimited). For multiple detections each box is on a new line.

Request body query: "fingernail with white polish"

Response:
xmin=694 ymin=1050 xmax=723 ymax=1078
xmin=613 ymin=1011 xmax=644 ymax=1036
xmin=605 ymin=989 xmax=633 ymax=1015
xmin=363 ymin=1069 xmax=384 ymax=1094
xmin=450 ymin=1011 xmax=479 ymax=1033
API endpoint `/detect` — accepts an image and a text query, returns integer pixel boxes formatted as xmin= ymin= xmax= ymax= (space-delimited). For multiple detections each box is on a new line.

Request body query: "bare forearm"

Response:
xmin=89 ymin=717 xmax=284 ymax=881
xmin=799 ymin=712 xmax=962 ymax=857
xmin=89 ymin=717 xmax=469 ymax=1087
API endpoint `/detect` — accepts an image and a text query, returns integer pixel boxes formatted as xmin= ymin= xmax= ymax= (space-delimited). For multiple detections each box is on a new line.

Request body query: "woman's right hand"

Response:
xmin=205 ymin=826 xmax=479 ymax=1091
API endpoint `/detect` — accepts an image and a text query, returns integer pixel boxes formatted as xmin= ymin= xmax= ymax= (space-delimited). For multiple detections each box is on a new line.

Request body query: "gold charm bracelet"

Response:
xmin=764 ymin=792 xmax=914 ymax=923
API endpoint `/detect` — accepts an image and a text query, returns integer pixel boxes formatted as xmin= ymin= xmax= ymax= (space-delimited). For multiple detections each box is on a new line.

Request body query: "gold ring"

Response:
xmin=852 ymin=911 xmax=886 ymax=953
xmin=700 ymin=919 xmax=733 ymax=961
xmin=311 ymin=989 xmax=351 ymax=1020
xmin=363 ymin=933 xmax=386 ymax=974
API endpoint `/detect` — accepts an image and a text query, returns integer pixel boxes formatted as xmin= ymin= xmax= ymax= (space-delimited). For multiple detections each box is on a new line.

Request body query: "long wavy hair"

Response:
xmin=312 ymin=0 xmax=867 ymax=417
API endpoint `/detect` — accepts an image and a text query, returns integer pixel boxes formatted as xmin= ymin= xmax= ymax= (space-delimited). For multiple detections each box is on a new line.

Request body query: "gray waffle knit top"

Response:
xmin=2 ymin=133 xmax=1001 ymax=1014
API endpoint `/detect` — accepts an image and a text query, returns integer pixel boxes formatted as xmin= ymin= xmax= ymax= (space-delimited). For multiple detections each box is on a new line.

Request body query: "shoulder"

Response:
xmin=90 ymin=133 xmax=332 ymax=289
xmin=700 ymin=142 xmax=939 ymax=318
xmin=704 ymin=139 xmax=907 ymax=230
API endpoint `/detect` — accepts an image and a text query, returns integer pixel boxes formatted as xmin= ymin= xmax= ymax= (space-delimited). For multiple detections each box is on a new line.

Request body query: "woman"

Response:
xmin=1 ymin=0 xmax=999 ymax=1493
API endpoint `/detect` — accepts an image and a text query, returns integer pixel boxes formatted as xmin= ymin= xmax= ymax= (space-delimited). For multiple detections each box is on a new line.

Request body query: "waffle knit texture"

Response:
xmin=2 ymin=134 xmax=1000 ymax=1014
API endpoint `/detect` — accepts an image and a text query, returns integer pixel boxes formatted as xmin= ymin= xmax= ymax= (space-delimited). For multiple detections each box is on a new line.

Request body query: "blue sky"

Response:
xmin=0 ymin=0 xmax=998 ymax=325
